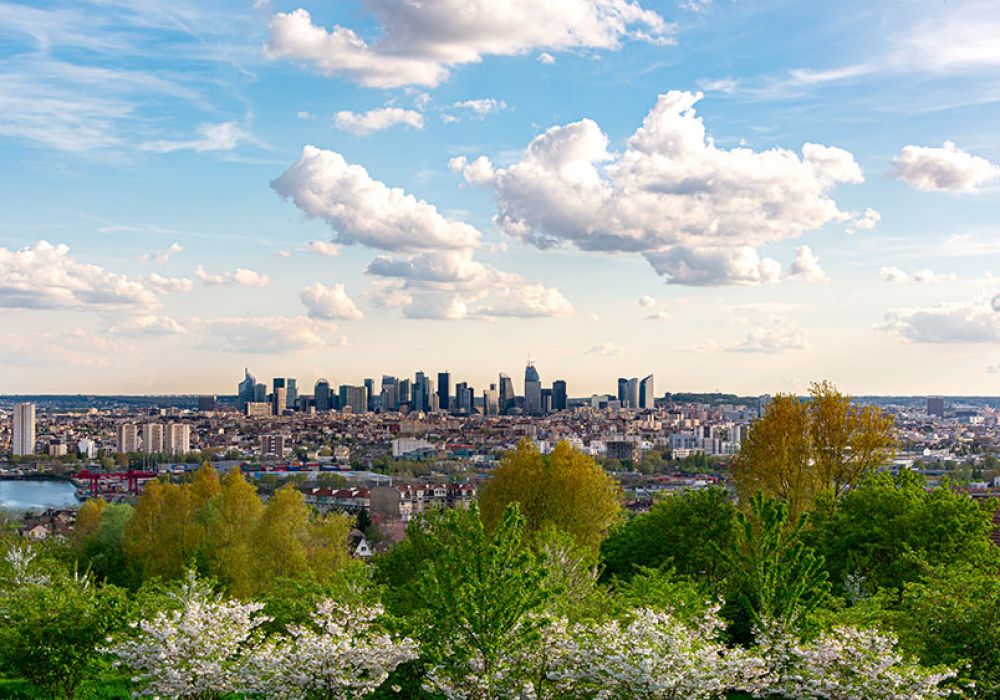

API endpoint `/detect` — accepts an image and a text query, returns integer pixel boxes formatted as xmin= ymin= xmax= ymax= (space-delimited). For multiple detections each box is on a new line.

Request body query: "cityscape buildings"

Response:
xmin=12 ymin=402 xmax=35 ymax=456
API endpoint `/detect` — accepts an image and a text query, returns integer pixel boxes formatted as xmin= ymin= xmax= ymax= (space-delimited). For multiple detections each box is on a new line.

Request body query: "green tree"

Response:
xmin=480 ymin=439 xmax=621 ymax=554
xmin=201 ymin=469 xmax=264 ymax=598
xmin=600 ymin=486 xmax=737 ymax=588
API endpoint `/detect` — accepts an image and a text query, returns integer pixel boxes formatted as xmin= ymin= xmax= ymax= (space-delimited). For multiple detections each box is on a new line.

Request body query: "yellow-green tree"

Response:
xmin=733 ymin=381 xmax=896 ymax=516
xmin=122 ymin=479 xmax=200 ymax=580
xmin=189 ymin=462 xmax=221 ymax=509
xmin=304 ymin=511 xmax=354 ymax=583
xmin=201 ymin=469 xmax=264 ymax=597
xmin=480 ymin=439 xmax=622 ymax=554
xmin=253 ymin=485 xmax=310 ymax=585
xmin=72 ymin=498 xmax=106 ymax=547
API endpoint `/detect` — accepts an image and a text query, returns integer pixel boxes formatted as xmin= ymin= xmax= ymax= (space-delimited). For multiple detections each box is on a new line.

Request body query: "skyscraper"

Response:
xmin=437 ymin=372 xmax=451 ymax=411
xmin=143 ymin=423 xmax=165 ymax=454
xmin=166 ymin=423 xmax=191 ymax=456
xmin=381 ymin=375 xmax=398 ymax=411
xmin=524 ymin=362 xmax=542 ymax=415
xmin=499 ymin=373 xmax=515 ymax=414
xmin=398 ymin=378 xmax=411 ymax=409
xmin=639 ymin=374 xmax=655 ymax=410
xmin=552 ymin=380 xmax=567 ymax=411
xmin=286 ymin=378 xmax=298 ymax=408
xmin=364 ymin=378 xmax=375 ymax=411
xmin=116 ymin=423 xmax=138 ymax=453
xmin=237 ymin=369 xmax=257 ymax=411
xmin=927 ymin=396 xmax=945 ymax=417
xmin=617 ymin=378 xmax=629 ymax=406
xmin=315 ymin=379 xmax=332 ymax=412
xmin=484 ymin=384 xmax=499 ymax=415
xmin=413 ymin=372 xmax=432 ymax=412
xmin=340 ymin=385 xmax=368 ymax=413
xmin=626 ymin=378 xmax=639 ymax=409
xmin=273 ymin=386 xmax=288 ymax=415
xmin=12 ymin=402 xmax=35 ymax=456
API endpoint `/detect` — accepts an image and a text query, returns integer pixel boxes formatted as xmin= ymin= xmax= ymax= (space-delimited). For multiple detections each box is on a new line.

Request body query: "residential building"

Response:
xmin=260 ymin=434 xmax=286 ymax=458
xmin=116 ymin=423 xmax=139 ymax=453
xmin=12 ymin=402 xmax=35 ymax=456
xmin=143 ymin=423 xmax=165 ymax=454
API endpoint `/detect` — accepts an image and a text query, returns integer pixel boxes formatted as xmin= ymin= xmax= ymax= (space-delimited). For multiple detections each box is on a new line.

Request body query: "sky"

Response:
xmin=2 ymin=0 xmax=1000 ymax=397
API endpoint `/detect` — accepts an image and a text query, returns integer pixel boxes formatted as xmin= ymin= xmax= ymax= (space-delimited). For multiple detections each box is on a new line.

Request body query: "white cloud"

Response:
xmin=195 ymin=316 xmax=345 ymax=353
xmin=300 ymin=282 xmax=364 ymax=320
xmin=297 ymin=111 xmax=314 ymax=119
xmin=891 ymin=141 xmax=1000 ymax=192
xmin=308 ymin=240 xmax=341 ymax=257
xmin=141 ymin=121 xmax=249 ymax=153
xmin=264 ymin=2 xmax=671 ymax=88
xmin=140 ymin=241 xmax=184 ymax=264
xmin=879 ymin=266 xmax=956 ymax=284
xmin=448 ymin=155 xmax=495 ymax=185
xmin=645 ymin=310 xmax=671 ymax=321
xmin=585 ymin=341 xmax=624 ymax=356
xmin=195 ymin=265 xmax=270 ymax=287
xmin=786 ymin=245 xmax=828 ymax=283
xmin=108 ymin=314 xmax=186 ymax=337
xmin=451 ymin=98 xmax=508 ymax=115
xmin=0 ymin=240 xmax=156 ymax=309
xmin=846 ymin=207 xmax=881 ymax=234
xmin=881 ymin=297 xmax=1000 ymax=343
xmin=638 ymin=295 xmax=655 ymax=308
xmin=727 ymin=320 xmax=808 ymax=353
xmin=538 ymin=52 xmax=556 ymax=64
xmin=272 ymin=145 xmax=481 ymax=253
xmin=146 ymin=273 xmax=194 ymax=294
xmin=460 ymin=91 xmax=863 ymax=284
xmin=333 ymin=107 xmax=424 ymax=135
xmin=476 ymin=283 xmax=573 ymax=318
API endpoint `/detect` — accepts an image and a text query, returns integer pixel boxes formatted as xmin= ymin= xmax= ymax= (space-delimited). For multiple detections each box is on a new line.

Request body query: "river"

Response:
xmin=0 ymin=479 xmax=80 ymax=513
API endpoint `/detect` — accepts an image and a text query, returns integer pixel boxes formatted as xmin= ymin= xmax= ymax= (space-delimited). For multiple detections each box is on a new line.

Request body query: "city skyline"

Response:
xmin=2 ymin=1 xmax=1000 ymax=395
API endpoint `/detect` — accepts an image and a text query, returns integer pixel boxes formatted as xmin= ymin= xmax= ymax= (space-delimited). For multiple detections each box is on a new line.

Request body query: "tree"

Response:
xmin=254 ymin=485 xmax=311 ymax=584
xmin=480 ymin=439 xmax=621 ymax=554
xmin=201 ymin=469 xmax=264 ymax=598
xmin=72 ymin=498 xmax=106 ymax=548
xmin=601 ymin=487 xmax=737 ymax=588
xmin=123 ymin=478 xmax=203 ymax=582
xmin=79 ymin=503 xmax=135 ymax=587
xmin=733 ymin=382 xmax=895 ymax=516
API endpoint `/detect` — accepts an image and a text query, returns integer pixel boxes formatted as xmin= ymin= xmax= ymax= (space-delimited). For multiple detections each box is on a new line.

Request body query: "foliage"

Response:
xmin=733 ymin=382 xmax=895 ymax=517
xmin=600 ymin=486 xmax=737 ymax=587
xmin=609 ymin=566 xmax=710 ymax=624
xmin=480 ymin=439 xmax=621 ymax=554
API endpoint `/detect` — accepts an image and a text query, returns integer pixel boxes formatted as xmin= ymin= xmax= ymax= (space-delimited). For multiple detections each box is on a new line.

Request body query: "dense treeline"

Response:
xmin=0 ymin=383 xmax=998 ymax=698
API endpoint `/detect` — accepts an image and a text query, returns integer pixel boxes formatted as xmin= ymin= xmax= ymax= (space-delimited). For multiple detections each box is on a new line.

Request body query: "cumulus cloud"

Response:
xmin=140 ymin=242 xmax=184 ymax=264
xmin=846 ymin=207 xmax=881 ymax=234
xmin=300 ymin=282 xmax=364 ymax=320
xmin=333 ymin=107 xmax=424 ymax=135
xmin=307 ymin=240 xmax=341 ymax=257
xmin=108 ymin=314 xmax=186 ymax=337
xmin=538 ymin=52 xmax=556 ymax=64
xmin=146 ymin=273 xmax=194 ymax=294
xmin=141 ymin=121 xmax=249 ymax=154
xmin=195 ymin=316 xmax=346 ymax=353
xmin=272 ymin=145 xmax=481 ymax=253
xmin=448 ymin=155 xmax=495 ymax=185
xmin=879 ymin=266 xmax=956 ymax=284
xmin=0 ymin=240 xmax=156 ymax=309
xmin=476 ymin=283 xmax=573 ymax=318
xmin=458 ymin=91 xmax=864 ymax=284
xmin=785 ymin=245 xmax=828 ymax=282
xmin=891 ymin=141 xmax=1000 ymax=192
xmin=638 ymin=295 xmax=656 ymax=308
xmin=585 ymin=341 xmax=624 ymax=356
xmin=881 ymin=297 xmax=1000 ymax=342
xmin=727 ymin=320 xmax=808 ymax=353
xmin=195 ymin=265 xmax=270 ymax=287
xmin=264 ymin=2 xmax=671 ymax=88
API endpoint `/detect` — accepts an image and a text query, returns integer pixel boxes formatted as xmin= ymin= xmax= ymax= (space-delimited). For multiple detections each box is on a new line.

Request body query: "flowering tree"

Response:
xmin=548 ymin=606 xmax=770 ymax=699
xmin=756 ymin=622 xmax=958 ymax=699
xmin=102 ymin=572 xmax=270 ymax=699
xmin=250 ymin=600 xmax=417 ymax=699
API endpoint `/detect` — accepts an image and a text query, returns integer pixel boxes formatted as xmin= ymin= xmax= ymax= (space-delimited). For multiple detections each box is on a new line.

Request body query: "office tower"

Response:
xmin=552 ymin=380 xmax=567 ymax=411
xmin=499 ymin=373 xmax=515 ymax=414
xmin=198 ymin=395 xmax=216 ymax=412
xmin=617 ymin=378 xmax=629 ymax=406
xmin=524 ymin=362 xmax=542 ymax=415
xmin=315 ymin=379 xmax=332 ymax=412
xmin=380 ymin=375 xmax=399 ymax=411
xmin=237 ymin=368 xmax=257 ymax=411
xmin=626 ymin=378 xmax=639 ymax=409
xmin=260 ymin=434 xmax=286 ymax=458
xmin=413 ymin=372 xmax=430 ymax=412
xmin=398 ymin=378 xmax=411 ymax=409
xmin=541 ymin=388 xmax=552 ymax=414
xmin=639 ymin=374 xmax=655 ymax=410
xmin=273 ymin=377 xmax=285 ymax=398
xmin=484 ymin=384 xmax=499 ymax=415
xmin=364 ymin=378 xmax=375 ymax=411
xmin=12 ymin=402 xmax=35 ymax=456
xmin=286 ymin=378 xmax=298 ymax=409
xmin=927 ymin=396 xmax=945 ymax=417
xmin=143 ymin=423 xmax=165 ymax=454
xmin=340 ymin=385 xmax=367 ymax=413
xmin=254 ymin=382 xmax=267 ymax=403
xmin=437 ymin=372 xmax=451 ymax=411
xmin=273 ymin=386 xmax=288 ymax=415
xmin=116 ymin=423 xmax=139 ymax=453
xmin=166 ymin=423 xmax=191 ymax=456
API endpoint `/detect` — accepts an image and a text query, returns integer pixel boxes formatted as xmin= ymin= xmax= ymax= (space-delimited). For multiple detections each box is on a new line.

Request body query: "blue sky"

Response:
xmin=2 ymin=0 xmax=1000 ymax=396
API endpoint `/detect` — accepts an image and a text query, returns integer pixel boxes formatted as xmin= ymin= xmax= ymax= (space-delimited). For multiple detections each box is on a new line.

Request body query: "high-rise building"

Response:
xmin=340 ymin=385 xmax=368 ymax=414
xmin=413 ymin=372 xmax=431 ymax=412
xmin=639 ymin=374 xmax=655 ymax=410
xmin=398 ymin=378 xmax=411 ymax=409
xmin=286 ymin=378 xmax=298 ymax=409
xmin=757 ymin=394 xmax=773 ymax=418
xmin=246 ymin=402 xmax=273 ymax=417
xmin=541 ymin=388 xmax=552 ymax=414
xmin=437 ymin=372 xmax=451 ymax=411
xmin=484 ymin=384 xmax=499 ymax=415
xmin=499 ymin=373 xmax=515 ymax=414
xmin=237 ymin=369 xmax=257 ymax=411
xmin=273 ymin=387 xmax=288 ymax=415
xmin=927 ymin=396 xmax=945 ymax=417
xmin=524 ymin=362 xmax=542 ymax=415
xmin=315 ymin=379 xmax=332 ymax=412
xmin=455 ymin=382 xmax=475 ymax=413
xmin=626 ymin=378 xmax=639 ymax=409
xmin=380 ymin=375 xmax=399 ymax=411
xmin=116 ymin=423 xmax=139 ymax=453
xmin=364 ymin=378 xmax=375 ymax=411
xmin=198 ymin=395 xmax=217 ymax=412
xmin=552 ymin=380 xmax=567 ymax=411
xmin=166 ymin=423 xmax=191 ymax=456
xmin=12 ymin=402 xmax=35 ymax=456
xmin=78 ymin=439 xmax=98 ymax=459
xmin=617 ymin=378 xmax=629 ymax=406
xmin=260 ymin=434 xmax=286 ymax=458
xmin=143 ymin=423 xmax=165 ymax=454
xmin=254 ymin=382 xmax=267 ymax=403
